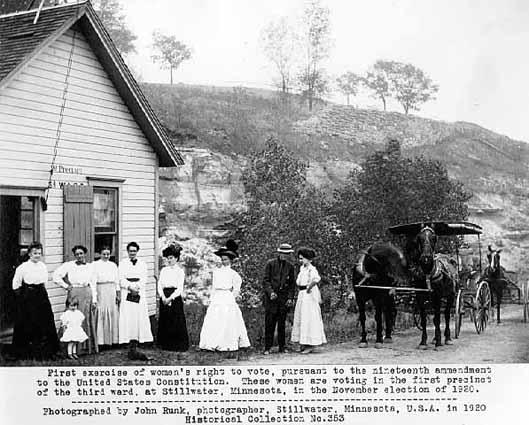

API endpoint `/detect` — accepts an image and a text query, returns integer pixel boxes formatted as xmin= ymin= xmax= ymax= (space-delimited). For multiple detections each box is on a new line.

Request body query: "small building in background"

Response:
xmin=0 ymin=1 xmax=183 ymax=340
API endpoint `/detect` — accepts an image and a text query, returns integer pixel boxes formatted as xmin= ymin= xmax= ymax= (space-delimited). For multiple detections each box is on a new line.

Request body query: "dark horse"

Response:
xmin=412 ymin=225 xmax=458 ymax=348
xmin=351 ymin=242 xmax=406 ymax=348
xmin=484 ymin=246 xmax=507 ymax=324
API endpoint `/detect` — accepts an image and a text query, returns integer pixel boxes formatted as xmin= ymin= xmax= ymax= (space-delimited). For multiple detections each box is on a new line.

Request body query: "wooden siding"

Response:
xmin=0 ymin=29 xmax=161 ymax=321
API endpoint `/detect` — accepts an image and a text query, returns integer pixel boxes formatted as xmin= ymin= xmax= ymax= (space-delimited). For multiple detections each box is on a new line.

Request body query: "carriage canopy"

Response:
xmin=388 ymin=221 xmax=482 ymax=236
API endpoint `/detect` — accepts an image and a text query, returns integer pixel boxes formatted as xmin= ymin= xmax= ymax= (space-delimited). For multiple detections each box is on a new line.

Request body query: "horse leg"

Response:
xmin=358 ymin=296 xmax=368 ymax=348
xmin=433 ymin=293 xmax=442 ymax=347
xmin=384 ymin=293 xmax=394 ymax=343
xmin=418 ymin=294 xmax=428 ymax=349
xmin=374 ymin=297 xmax=384 ymax=348
xmin=444 ymin=291 xmax=453 ymax=345
xmin=496 ymin=285 xmax=502 ymax=324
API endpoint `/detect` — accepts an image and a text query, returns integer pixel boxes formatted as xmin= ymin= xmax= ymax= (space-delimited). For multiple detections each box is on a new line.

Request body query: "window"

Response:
xmin=93 ymin=187 xmax=119 ymax=263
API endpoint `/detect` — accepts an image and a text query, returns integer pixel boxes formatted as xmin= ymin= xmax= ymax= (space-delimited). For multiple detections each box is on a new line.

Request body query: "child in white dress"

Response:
xmin=60 ymin=298 xmax=88 ymax=359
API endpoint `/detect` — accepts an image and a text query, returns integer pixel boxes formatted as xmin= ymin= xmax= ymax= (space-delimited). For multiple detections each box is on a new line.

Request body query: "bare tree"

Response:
xmin=151 ymin=31 xmax=192 ymax=85
xmin=260 ymin=17 xmax=298 ymax=95
xmin=297 ymin=0 xmax=332 ymax=111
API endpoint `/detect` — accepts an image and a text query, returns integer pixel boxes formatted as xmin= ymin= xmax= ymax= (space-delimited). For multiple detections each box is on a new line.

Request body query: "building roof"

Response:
xmin=0 ymin=1 xmax=183 ymax=167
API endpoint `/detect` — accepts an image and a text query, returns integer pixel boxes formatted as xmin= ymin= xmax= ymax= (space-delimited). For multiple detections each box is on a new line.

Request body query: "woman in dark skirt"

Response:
xmin=11 ymin=241 xmax=59 ymax=360
xmin=157 ymin=245 xmax=189 ymax=351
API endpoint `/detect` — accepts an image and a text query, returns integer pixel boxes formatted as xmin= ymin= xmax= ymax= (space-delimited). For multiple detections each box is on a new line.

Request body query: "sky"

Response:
xmin=120 ymin=0 xmax=529 ymax=142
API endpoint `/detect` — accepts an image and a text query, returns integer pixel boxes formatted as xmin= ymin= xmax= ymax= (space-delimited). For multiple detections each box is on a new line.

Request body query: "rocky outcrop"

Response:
xmin=159 ymin=148 xmax=246 ymax=240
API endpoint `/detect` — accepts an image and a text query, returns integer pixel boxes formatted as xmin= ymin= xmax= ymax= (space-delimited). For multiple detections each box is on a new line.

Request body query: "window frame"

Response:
xmin=88 ymin=179 xmax=123 ymax=263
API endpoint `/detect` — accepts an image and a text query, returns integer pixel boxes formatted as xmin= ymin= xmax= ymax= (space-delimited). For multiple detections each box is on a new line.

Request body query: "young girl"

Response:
xmin=60 ymin=298 xmax=88 ymax=359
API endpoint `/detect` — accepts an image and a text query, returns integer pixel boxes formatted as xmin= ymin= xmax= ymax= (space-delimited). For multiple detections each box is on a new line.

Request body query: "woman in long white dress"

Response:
xmin=291 ymin=247 xmax=326 ymax=354
xmin=118 ymin=242 xmax=153 ymax=360
xmin=199 ymin=240 xmax=250 ymax=351
xmin=93 ymin=246 xmax=120 ymax=348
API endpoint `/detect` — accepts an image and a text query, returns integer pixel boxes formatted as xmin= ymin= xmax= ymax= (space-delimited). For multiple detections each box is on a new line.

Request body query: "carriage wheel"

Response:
xmin=454 ymin=289 xmax=464 ymax=338
xmin=474 ymin=281 xmax=491 ymax=334
xmin=523 ymin=280 xmax=529 ymax=323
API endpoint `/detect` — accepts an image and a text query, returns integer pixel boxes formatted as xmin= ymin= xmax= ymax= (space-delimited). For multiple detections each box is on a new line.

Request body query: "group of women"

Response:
xmin=11 ymin=241 xmax=157 ymax=360
xmin=10 ymin=238 xmax=326 ymax=360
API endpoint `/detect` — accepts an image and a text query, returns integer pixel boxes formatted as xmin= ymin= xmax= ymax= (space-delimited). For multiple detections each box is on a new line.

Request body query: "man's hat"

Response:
xmin=277 ymin=243 xmax=294 ymax=254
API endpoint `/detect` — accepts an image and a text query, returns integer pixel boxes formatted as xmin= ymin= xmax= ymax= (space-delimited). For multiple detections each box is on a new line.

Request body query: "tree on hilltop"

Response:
xmin=151 ymin=31 xmax=192 ymax=85
xmin=93 ymin=0 xmax=137 ymax=55
xmin=336 ymin=71 xmax=362 ymax=106
xmin=260 ymin=17 xmax=298 ymax=95
xmin=389 ymin=63 xmax=439 ymax=114
xmin=297 ymin=0 xmax=333 ymax=111
xmin=363 ymin=60 xmax=439 ymax=114
xmin=362 ymin=60 xmax=396 ymax=111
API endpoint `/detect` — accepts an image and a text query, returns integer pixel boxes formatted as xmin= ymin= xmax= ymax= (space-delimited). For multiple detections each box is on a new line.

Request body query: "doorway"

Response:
xmin=0 ymin=196 xmax=39 ymax=336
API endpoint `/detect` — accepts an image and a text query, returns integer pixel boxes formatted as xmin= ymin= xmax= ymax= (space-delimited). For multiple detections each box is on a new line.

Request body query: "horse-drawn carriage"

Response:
xmin=388 ymin=221 xmax=493 ymax=338
xmin=352 ymin=220 xmax=529 ymax=348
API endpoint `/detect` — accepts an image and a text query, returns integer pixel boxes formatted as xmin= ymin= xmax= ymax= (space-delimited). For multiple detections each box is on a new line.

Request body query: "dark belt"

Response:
xmin=297 ymin=285 xmax=307 ymax=290
xmin=24 ymin=283 xmax=45 ymax=290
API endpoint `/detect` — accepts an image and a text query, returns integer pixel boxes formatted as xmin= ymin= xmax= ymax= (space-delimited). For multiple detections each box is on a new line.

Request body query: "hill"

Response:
xmin=142 ymin=83 xmax=529 ymax=279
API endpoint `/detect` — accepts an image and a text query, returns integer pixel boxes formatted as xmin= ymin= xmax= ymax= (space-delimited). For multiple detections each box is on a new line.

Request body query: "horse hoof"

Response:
xmin=375 ymin=342 xmax=383 ymax=349
xmin=384 ymin=337 xmax=393 ymax=344
xmin=445 ymin=340 xmax=454 ymax=346
xmin=418 ymin=344 xmax=427 ymax=350
xmin=359 ymin=342 xmax=368 ymax=348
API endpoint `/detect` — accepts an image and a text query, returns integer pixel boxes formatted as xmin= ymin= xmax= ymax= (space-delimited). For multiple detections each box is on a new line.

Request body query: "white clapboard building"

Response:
xmin=0 ymin=1 xmax=183 ymax=339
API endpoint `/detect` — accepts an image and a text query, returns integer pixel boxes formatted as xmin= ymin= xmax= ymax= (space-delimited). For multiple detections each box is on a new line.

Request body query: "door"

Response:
xmin=0 ymin=196 xmax=39 ymax=335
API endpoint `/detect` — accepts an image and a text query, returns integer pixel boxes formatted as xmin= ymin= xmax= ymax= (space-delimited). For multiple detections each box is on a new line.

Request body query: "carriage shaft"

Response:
xmin=354 ymin=285 xmax=431 ymax=292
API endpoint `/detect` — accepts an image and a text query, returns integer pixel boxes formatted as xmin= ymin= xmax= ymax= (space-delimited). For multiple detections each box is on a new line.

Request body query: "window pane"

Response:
xmin=94 ymin=189 xmax=116 ymax=232
xmin=20 ymin=229 xmax=33 ymax=246
xmin=21 ymin=196 xmax=32 ymax=210
xmin=21 ymin=210 xmax=33 ymax=229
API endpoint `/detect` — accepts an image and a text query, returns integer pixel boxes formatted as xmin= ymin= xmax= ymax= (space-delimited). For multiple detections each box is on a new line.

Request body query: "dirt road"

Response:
xmin=235 ymin=304 xmax=529 ymax=365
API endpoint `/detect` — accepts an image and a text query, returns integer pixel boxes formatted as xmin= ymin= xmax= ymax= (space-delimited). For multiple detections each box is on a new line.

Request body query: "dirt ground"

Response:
xmin=2 ymin=304 xmax=528 ymax=366
xmin=234 ymin=304 xmax=529 ymax=365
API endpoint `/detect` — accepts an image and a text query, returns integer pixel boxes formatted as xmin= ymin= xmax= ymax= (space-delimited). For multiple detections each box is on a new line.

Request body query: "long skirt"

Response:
xmin=118 ymin=289 xmax=153 ymax=344
xmin=96 ymin=282 xmax=119 ymax=345
xmin=199 ymin=290 xmax=250 ymax=351
xmin=157 ymin=289 xmax=189 ymax=351
xmin=11 ymin=284 xmax=59 ymax=360
xmin=67 ymin=287 xmax=98 ymax=354
xmin=291 ymin=287 xmax=327 ymax=346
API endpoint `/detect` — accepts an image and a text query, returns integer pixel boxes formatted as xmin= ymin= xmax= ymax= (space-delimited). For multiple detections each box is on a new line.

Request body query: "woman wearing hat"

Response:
xmin=199 ymin=240 xmax=250 ymax=351
xmin=157 ymin=244 xmax=189 ymax=351
xmin=291 ymin=247 xmax=326 ymax=354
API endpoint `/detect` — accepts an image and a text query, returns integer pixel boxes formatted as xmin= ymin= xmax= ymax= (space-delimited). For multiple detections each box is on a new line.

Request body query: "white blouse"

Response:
xmin=157 ymin=265 xmax=185 ymax=298
xmin=212 ymin=266 xmax=242 ymax=298
xmin=118 ymin=257 xmax=148 ymax=292
xmin=297 ymin=263 xmax=321 ymax=287
xmin=12 ymin=260 xmax=48 ymax=290
xmin=53 ymin=261 xmax=97 ymax=300
xmin=93 ymin=260 xmax=119 ymax=290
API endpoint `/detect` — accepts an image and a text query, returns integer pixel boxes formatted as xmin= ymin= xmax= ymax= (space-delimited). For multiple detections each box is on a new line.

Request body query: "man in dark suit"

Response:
xmin=263 ymin=243 xmax=296 ymax=354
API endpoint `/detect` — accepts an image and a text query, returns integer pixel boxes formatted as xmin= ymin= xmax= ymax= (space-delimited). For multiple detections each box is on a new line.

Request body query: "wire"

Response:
xmin=45 ymin=0 xmax=81 ymax=205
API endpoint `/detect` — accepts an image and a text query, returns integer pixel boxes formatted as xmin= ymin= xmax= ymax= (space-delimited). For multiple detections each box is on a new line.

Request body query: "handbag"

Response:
xmin=126 ymin=291 xmax=140 ymax=303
